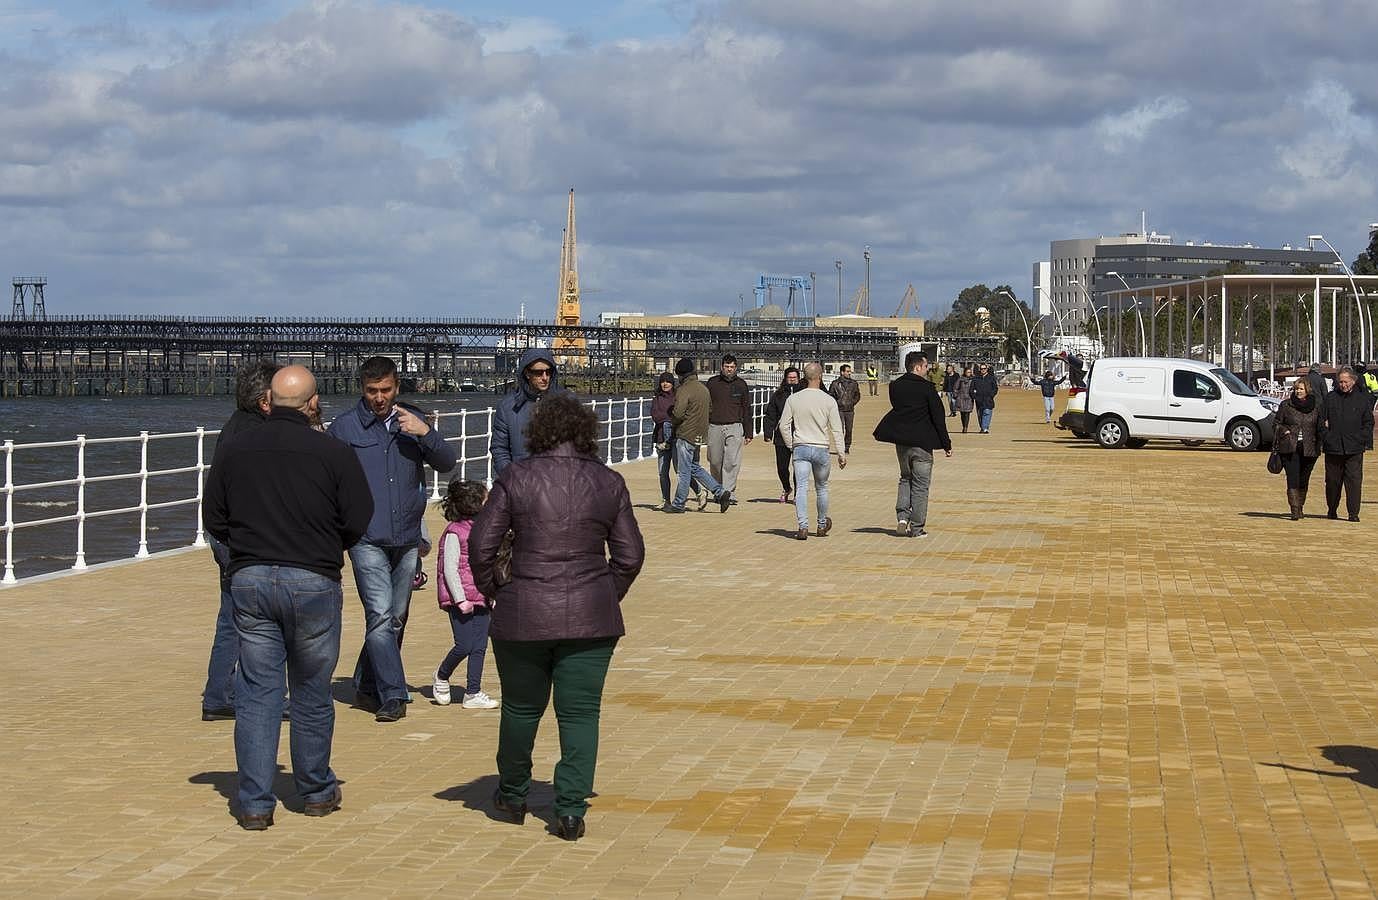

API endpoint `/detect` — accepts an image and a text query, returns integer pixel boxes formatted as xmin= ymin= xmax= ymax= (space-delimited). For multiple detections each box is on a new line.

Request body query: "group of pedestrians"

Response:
xmin=1272 ymin=364 xmax=1374 ymax=521
xmin=939 ymin=363 xmax=1000 ymax=433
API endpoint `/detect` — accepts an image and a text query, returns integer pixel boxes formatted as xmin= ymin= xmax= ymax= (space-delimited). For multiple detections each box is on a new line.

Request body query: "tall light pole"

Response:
xmin=863 ymin=245 xmax=871 ymax=317
xmin=1035 ymin=285 xmax=1068 ymax=347
xmin=1308 ymin=234 xmax=1369 ymax=363
xmin=996 ymin=289 xmax=1038 ymax=372
xmin=809 ymin=272 xmax=817 ymax=318
xmin=1106 ymin=271 xmax=1149 ymax=356
xmin=834 ymin=259 xmax=843 ymax=315
xmin=1068 ymin=278 xmax=1104 ymax=352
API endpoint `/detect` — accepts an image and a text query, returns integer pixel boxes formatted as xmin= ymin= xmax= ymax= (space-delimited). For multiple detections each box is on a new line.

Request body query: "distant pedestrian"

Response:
xmin=667 ymin=358 xmax=731 ymax=513
xmin=971 ymin=363 xmax=1000 ymax=433
xmin=942 ymin=364 xmax=958 ymax=417
xmin=1057 ymin=351 xmax=1086 ymax=389
xmin=1305 ymin=362 xmax=1329 ymax=400
xmin=205 ymin=365 xmax=373 ymax=831
xmin=1029 ymin=370 xmax=1066 ymax=423
xmin=1319 ymin=366 xmax=1373 ymax=522
xmin=650 ymin=373 xmax=704 ymax=510
xmin=827 ymin=364 xmax=862 ymax=453
xmin=763 ymin=367 xmax=803 ymax=501
xmin=954 ymin=366 xmax=975 ymax=433
xmin=328 ymin=356 xmax=458 ymax=723
xmin=431 ymin=479 xmax=499 ymax=710
xmin=705 ymin=354 xmax=754 ymax=504
xmin=866 ymin=363 xmax=878 ymax=396
xmin=1273 ymin=378 xmax=1321 ymax=520
xmin=779 ymin=362 xmax=847 ymax=540
xmin=469 ymin=393 xmax=646 ymax=842
xmin=873 ymin=351 xmax=952 ymax=538
xmin=202 ymin=360 xmax=280 ymax=723
xmin=492 ymin=348 xmax=569 ymax=475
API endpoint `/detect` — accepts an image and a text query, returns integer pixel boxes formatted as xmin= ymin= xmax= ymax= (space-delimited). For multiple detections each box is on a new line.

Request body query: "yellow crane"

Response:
xmin=553 ymin=188 xmax=586 ymax=367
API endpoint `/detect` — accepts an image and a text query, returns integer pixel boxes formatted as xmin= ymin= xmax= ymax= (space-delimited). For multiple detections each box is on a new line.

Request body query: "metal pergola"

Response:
xmin=1097 ymin=274 xmax=1378 ymax=380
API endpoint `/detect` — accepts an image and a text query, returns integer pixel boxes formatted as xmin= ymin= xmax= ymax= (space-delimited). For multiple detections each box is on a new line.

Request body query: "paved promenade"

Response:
xmin=2 ymin=388 xmax=1375 ymax=898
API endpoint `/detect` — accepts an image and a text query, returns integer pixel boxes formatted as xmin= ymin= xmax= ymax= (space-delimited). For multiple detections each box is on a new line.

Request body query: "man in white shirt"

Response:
xmin=779 ymin=362 xmax=847 ymax=540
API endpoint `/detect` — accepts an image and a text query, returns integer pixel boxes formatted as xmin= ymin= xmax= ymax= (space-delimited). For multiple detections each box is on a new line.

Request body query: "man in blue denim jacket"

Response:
xmin=328 ymin=356 xmax=457 ymax=723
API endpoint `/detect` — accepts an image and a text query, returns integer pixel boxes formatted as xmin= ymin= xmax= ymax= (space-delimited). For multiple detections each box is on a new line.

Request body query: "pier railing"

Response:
xmin=1 ymin=387 xmax=772 ymax=584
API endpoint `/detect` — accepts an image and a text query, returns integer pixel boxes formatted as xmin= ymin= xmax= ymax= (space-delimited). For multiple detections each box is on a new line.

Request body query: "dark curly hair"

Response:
xmin=442 ymin=479 xmax=487 ymax=521
xmin=524 ymin=392 xmax=600 ymax=456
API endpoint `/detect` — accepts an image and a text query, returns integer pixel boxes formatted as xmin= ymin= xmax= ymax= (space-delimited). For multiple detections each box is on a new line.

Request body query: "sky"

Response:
xmin=2 ymin=0 xmax=1375 ymax=321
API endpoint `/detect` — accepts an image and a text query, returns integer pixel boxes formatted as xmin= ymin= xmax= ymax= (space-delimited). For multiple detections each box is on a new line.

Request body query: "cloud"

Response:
xmin=1096 ymin=96 xmax=1190 ymax=150
xmin=148 ymin=0 xmax=255 ymax=12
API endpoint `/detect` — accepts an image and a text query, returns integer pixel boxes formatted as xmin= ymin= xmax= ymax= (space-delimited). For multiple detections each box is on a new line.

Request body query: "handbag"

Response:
xmin=1266 ymin=451 xmax=1283 ymax=475
xmin=493 ymin=530 xmax=515 ymax=587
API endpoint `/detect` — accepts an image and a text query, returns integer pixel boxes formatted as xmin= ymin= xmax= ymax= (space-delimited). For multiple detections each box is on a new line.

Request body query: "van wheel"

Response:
xmin=1227 ymin=419 xmax=1260 ymax=451
xmin=1181 ymin=440 xmax=1205 ymax=446
xmin=1126 ymin=438 xmax=1150 ymax=449
xmin=1096 ymin=416 xmax=1128 ymax=449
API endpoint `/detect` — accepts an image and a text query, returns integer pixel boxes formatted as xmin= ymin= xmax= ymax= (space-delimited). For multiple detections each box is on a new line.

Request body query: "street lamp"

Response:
xmin=1308 ymin=234 xmax=1369 ymax=363
xmin=1068 ymin=278 xmax=1105 ymax=350
xmin=834 ymin=260 xmax=843 ymax=316
xmin=996 ymin=289 xmax=1039 ymax=372
xmin=1105 ymin=271 xmax=1149 ymax=356
xmin=863 ymin=245 xmax=871 ymax=317
xmin=1035 ymin=284 xmax=1069 ymax=347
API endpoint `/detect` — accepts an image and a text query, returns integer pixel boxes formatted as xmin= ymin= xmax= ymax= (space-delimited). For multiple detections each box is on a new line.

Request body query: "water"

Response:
xmin=0 ymin=391 xmax=652 ymax=581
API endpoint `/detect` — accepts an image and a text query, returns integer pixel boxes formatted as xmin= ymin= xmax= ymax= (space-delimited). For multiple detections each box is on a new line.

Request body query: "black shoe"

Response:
xmin=238 ymin=811 xmax=274 ymax=831
xmin=556 ymin=815 xmax=585 ymax=841
xmin=202 ymin=706 xmax=235 ymax=721
xmin=303 ymin=786 xmax=342 ymax=817
xmin=1349 ymin=515 xmax=1361 ymax=522
xmin=375 ymin=699 xmax=406 ymax=722
xmin=717 ymin=492 xmax=731 ymax=513
xmin=354 ymin=691 xmax=380 ymax=713
xmin=1327 ymin=510 xmax=1339 ymax=520
xmin=665 ymin=505 xmax=686 ymax=514
xmin=492 ymin=789 xmax=527 ymax=825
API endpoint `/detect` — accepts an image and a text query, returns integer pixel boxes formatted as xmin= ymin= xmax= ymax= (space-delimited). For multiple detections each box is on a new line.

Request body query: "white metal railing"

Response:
xmin=2 ymin=388 xmax=773 ymax=585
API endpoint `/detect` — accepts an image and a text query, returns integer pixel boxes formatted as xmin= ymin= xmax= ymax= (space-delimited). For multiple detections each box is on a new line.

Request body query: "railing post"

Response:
xmin=458 ymin=410 xmax=469 ymax=481
xmin=73 ymin=435 xmax=87 ymax=570
xmin=135 ymin=431 xmax=150 ymax=559
xmin=620 ymin=398 xmax=630 ymax=463
xmin=193 ymin=426 xmax=207 ymax=548
xmin=2 ymin=441 xmax=14 ymax=584
xmin=485 ymin=409 xmax=494 ymax=488
xmin=429 ymin=411 xmax=443 ymax=501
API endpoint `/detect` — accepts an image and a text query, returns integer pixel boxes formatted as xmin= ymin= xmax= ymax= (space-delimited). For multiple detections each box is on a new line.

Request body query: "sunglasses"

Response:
xmin=527 ymin=367 xmax=553 ymax=377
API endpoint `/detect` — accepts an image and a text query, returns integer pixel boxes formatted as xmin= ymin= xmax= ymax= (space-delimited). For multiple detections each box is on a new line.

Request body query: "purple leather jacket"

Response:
xmin=469 ymin=442 xmax=645 ymax=641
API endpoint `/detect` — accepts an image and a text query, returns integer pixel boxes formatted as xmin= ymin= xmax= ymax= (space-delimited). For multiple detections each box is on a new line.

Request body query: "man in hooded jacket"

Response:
xmin=493 ymin=348 xmax=569 ymax=475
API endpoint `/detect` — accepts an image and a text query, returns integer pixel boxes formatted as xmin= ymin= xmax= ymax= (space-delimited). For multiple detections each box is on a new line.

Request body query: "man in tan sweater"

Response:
xmin=779 ymin=362 xmax=847 ymax=540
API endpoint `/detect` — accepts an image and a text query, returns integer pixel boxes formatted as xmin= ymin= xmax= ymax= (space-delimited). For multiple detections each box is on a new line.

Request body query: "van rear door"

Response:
xmin=1168 ymin=369 xmax=1222 ymax=438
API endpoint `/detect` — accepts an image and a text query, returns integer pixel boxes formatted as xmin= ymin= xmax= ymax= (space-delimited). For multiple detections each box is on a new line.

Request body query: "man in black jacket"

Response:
xmin=1320 ymin=366 xmax=1374 ymax=522
xmin=202 ymin=361 xmax=279 ymax=722
xmin=205 ymin=365 xmax=373 ymax=831
xmin=872 ymin=351 xmax=953 ymax=538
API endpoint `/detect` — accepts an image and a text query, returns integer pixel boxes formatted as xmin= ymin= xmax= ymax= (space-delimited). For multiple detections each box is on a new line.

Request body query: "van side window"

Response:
xmin=1173 ymin=370 xmax=1219 ymax=400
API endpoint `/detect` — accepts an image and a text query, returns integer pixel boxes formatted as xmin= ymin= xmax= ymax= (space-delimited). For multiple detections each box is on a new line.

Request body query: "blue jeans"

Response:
xmin=791 ymin=445 xmax=831 ymax=529
xmin=979 ymin=407 xmax=994 ymax=431
xmin=231 ymin=565 xmax=342 ymax=816
xmin=658 ymin=446 xmax=703 ymax=504
xmin=1042 ymin=396 xmax=1055 ymax=421
xmin=438 ymin=607 xmax=491 ymax=695
xmin=203 ymin=536 xmax=237 ymax=709
xmin=348 ymin=541 xmax=418 ymax=704
xmin=672 ymin=439 xmax=722 ymax=509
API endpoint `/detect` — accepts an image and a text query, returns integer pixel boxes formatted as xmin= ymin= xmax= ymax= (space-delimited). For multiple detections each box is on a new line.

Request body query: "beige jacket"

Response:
xmin=779 ymin=387 xmax=845 ymax=456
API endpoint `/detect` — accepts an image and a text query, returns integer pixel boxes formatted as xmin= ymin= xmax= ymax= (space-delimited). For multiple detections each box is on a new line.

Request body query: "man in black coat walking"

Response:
xmin=1320 ymin=366 xmax=1374 ymax=522
xmin=872 ymin=351 xmax=953 ymax=538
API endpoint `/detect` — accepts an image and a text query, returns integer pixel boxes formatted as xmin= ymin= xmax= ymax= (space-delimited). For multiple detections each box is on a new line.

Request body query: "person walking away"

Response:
xmin=942 ymin=364 xmax=958 ymax=417
xmin=1319 ymin=366 xmax=1373 ymax=522
xmin=705 ymin=354 xmax=754 ymax=504
xmin=954 ymin=366 xmax=975 ymax=433
xmin=1030 ymin=370 xmax=1066 ymax=423
xmin=779 ymin=362 xmax=847 ymax=540
xmin=1273 ymin=378 xmax=1322 ymax=520
xmin=827 ymin=364 xmax=862 ymax=453
xmin=667 ymin=358 xmax=731 ymax=513
xmin=873 ymin=351 xmax=952 ymax=538
xmin=469 ymin=394 xmax=646 ymax=842
xmin=1305 ymin=362 xmax=1329 ymax=400
xmin=432 ymin=479 xmax=500 ymax=710
xmin=649 ymin=373 xmax=703 ymax=510
xmin=763 ymin=367 xmax=803 ymax=501
xmin=972 ymin=363 xmax=1000 ymax=433
xmin=327 ymin=356 xmax=458 ymax=723
xmin=205 ymin=366 xmax=373 ymax=830
xmin=866 ymin=363 xmax=879 ymax=396
xmin=202 ymin=361 xmax=280 ymax=722
xmin=492 ymin=348 xmax=569 ymax=475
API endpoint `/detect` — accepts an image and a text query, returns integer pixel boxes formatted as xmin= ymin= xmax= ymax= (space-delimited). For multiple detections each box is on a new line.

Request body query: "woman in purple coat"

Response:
xmin=470 ymin=393 xmax=646 ymax=841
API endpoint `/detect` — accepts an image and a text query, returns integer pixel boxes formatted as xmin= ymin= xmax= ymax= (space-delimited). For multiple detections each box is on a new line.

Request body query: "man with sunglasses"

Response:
xmin=493 ymin=348 xmax=568 ymax=475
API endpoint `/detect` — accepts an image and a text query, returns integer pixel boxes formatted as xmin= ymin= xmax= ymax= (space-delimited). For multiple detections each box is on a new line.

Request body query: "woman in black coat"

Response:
xmin=762 ymin=367 xmax=802 ymax=501
xmin=470 ymin=393 xmax=646 ymax=841
xmin=1273 ymin=378 xmax=1322 ymax=519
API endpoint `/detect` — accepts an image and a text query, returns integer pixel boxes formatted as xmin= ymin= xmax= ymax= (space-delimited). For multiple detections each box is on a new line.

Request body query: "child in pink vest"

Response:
xmin=432 ymin=479 xmax=498 ymax=709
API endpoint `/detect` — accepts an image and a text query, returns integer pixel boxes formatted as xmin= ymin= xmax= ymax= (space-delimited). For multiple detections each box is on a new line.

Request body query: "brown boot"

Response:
xmin=1286 ymin=488 xmax=1302 ymax=520
xmin=1296 ymin=489 xmax=1307 ymax=520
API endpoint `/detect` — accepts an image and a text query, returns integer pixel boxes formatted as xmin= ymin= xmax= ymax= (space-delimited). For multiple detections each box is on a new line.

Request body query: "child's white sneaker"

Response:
xmin=462 ymin=691 xmax=499 ymax=709
xmin=432 ymin=672 xmax=451 ymax=706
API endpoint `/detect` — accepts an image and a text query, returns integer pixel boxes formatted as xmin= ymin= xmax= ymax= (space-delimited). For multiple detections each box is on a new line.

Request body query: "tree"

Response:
xmin=1352 ymin=229 xmax=1378 ymax=276
xmin=927 ymin=284 xmax=1036 ymax=361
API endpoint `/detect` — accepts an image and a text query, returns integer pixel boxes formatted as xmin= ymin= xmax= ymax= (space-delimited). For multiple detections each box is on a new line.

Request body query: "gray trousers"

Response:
xmin=895 ymin=445 xmax=934 ymax=527
xmin=707 ymin=423 xmax=744 ymax=495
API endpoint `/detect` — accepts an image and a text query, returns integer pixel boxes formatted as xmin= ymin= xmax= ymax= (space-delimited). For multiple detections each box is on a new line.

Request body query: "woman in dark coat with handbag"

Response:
xmin=469 ymin=393 xmax=645 ymax=841
xmin=953 ymin=366 xmax=976 ymax=433
xmin=762 ymin=367 xmax=803 ymax=501
xmin=649 ymin=373 xmax=702 ymax=510
xmin=1274 ymin=378 xmax=1322 ymax=520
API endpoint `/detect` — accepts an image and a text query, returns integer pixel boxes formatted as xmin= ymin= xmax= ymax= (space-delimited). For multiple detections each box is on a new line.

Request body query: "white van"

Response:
xmin=1084 ymin=357 xmax=1278 ymax=451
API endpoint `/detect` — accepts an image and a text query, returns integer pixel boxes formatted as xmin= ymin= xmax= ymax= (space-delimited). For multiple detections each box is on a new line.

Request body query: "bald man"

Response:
xmin=205 ymin=365 xmax=373 ymax=831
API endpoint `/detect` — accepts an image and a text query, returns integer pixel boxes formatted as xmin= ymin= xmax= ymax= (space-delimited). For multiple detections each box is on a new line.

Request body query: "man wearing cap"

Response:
xmin=668 ymin=358 xmax=731 ymax=514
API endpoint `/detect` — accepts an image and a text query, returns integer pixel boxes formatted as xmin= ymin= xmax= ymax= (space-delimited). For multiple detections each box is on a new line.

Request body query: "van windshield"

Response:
xmin=1210 ymin=368 xmax=1256 ymax=397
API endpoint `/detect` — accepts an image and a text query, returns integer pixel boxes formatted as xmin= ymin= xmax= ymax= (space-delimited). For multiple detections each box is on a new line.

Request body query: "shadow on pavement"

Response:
xmin=755 ymin=528 xmax=805 ymax=539
xmin=435 ymin=773 xmax=563 ymax=830
xmin=190 ymin=765 xmax=329 ymax=815
xmin=1238 ymin=511 xmax=1294 ymax=520
xmin=852 ymin=526 xmax=900 ymax=535
xmin=1262 ymin=745 xmax=1378 ymax=789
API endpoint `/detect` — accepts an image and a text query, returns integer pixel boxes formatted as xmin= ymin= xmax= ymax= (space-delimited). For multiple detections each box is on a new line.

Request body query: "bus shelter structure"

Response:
xmin=1099 ymin=274 xmax=1378 ymax=380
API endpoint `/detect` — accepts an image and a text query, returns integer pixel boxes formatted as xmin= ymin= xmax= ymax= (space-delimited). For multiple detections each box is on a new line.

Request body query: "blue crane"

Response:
xmin=753 ymin=274 xmax=814 ymax=317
